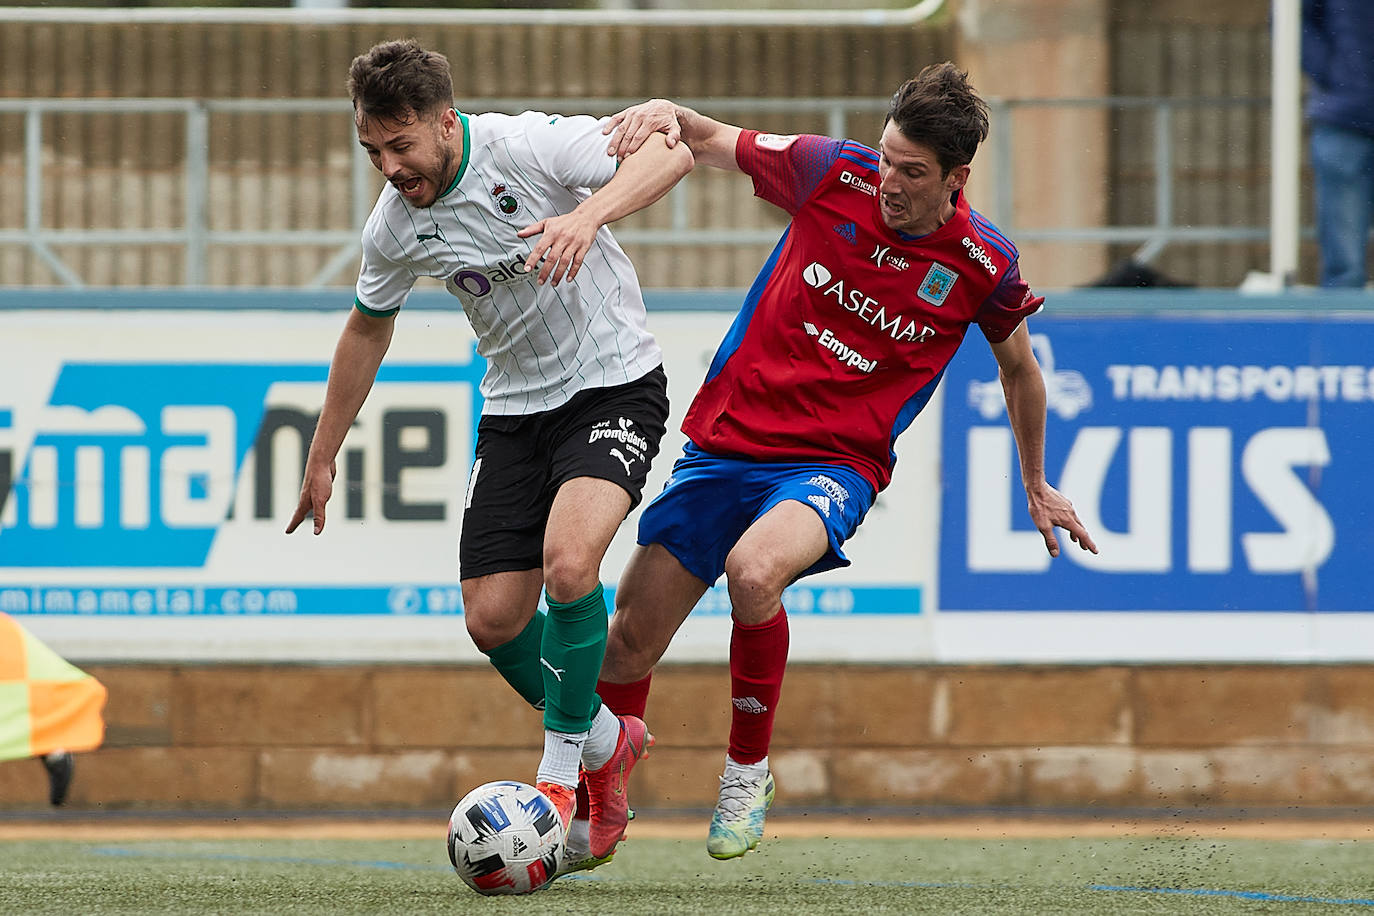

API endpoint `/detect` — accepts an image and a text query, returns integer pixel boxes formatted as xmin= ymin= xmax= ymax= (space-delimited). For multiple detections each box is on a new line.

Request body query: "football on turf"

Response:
xmin=447 ymin=780 xmax=565 ymax=895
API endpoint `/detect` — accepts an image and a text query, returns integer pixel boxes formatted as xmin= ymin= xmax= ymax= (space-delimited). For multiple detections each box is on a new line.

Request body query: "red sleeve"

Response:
xmin=735 ymin=130 xmax=845 ymax=216
xmin=975 ymin=261 xmax=1044 ymax=343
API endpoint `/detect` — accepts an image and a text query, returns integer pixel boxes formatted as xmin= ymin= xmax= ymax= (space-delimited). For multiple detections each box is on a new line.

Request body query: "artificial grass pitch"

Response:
xmin=1 ymin=835 xmax=1371 ymax=914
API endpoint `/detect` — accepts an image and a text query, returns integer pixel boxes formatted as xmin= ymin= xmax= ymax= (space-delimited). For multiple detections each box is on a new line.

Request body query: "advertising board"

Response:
xmin=1 ymin=306 xmax=934 ymax=661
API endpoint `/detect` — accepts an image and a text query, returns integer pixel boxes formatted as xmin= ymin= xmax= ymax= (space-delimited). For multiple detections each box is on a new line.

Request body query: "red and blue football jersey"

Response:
xmin=680 ymin=130 xmax=1043 ymax=492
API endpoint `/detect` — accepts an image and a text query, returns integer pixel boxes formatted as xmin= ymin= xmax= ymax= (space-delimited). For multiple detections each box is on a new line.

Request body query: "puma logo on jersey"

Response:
xmin=416 ymin=228 xmax=446 ymax=243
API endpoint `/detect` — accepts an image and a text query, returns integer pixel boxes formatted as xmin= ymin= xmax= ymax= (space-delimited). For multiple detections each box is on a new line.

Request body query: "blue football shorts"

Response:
xmin=636 ymin=441 xmax=875 ymax=586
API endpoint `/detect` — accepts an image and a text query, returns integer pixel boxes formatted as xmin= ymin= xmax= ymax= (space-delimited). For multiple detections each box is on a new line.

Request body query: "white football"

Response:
xmin=447 ymin=780 xmax=565 ymax=895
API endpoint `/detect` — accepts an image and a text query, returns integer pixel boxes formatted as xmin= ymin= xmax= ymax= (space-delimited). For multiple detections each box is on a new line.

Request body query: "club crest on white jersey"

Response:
xmin=490 ymin=181 xmax=525 ymax=221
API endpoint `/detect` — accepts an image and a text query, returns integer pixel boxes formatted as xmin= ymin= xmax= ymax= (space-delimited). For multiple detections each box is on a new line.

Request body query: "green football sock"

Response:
xmin=541 ymin=584 xmax=609 ymax=733
xmin=482 ymin=611 xmax=548 ymax=710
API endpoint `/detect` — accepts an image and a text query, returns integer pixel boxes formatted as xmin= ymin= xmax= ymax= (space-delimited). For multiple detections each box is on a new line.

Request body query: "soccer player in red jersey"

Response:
xmin=596 ymin=63 xmax=1098 ymax=859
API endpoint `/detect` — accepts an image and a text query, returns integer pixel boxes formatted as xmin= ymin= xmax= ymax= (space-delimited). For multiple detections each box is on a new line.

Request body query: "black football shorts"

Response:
xmin=458 ymin=366 xmax=669 ymax=580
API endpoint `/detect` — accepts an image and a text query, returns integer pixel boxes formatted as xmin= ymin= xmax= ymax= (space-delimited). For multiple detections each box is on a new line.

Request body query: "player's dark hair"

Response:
xmin=348 ymin=39 xmax=454 ymax=126
xmin=885 ymin=62 xmax=990 ymax=176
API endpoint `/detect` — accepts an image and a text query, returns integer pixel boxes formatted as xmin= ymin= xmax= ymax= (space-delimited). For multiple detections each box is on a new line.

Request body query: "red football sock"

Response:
xmin=595 ymin=672 xmax=652 ymax=720
xmin=576 ymin=674 xmax=652 ymax=822
xmin=727 ymin=606 xmax=789 ymax=766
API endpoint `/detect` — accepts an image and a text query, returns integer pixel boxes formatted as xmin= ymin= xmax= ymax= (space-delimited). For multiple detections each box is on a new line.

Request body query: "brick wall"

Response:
xmin=2 ymin=663 xmax=1372 ymax=813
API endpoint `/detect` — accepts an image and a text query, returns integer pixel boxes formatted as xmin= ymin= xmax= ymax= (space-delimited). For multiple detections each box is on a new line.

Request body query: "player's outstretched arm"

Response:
xmin=286 ymin=307 xmax=395 ymax=535
xmin=519 ymin=131 xmax=693 ymax=286
xmin=603 ymin=99 xmax=743 ymax=172
xmin=989 ymin=324 xmax=1098 ymax=558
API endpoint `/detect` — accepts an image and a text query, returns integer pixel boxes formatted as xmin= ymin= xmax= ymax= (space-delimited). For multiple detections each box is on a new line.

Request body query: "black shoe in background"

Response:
xmin=41 ymin=751 xmax=74 ymax=806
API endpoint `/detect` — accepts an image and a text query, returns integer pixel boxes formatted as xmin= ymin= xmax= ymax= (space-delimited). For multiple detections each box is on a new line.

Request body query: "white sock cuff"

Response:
xmin=581 ymin=704 xmax=621 ymax=771
xmin=725 ymin=754 xmax=769 ymax=774
xmin=536 ymin=728 xmax=588 ymax=788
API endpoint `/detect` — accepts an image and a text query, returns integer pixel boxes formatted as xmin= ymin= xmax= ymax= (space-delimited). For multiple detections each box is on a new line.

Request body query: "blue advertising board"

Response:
xmin=940 ymin=316 xmax=1374 ymax=612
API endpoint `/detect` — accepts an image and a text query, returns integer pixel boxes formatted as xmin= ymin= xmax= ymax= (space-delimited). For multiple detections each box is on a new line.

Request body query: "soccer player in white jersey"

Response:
xmin=286 ymin=40 xmax=693 ymax=871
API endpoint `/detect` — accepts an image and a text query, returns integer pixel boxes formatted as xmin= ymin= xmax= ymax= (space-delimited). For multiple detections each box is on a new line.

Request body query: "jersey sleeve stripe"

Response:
xmin=969 ymin=210 xmax=1013 ymax=246
xmin=970 ymin=224 xmax=1014 ymax=262
xmin=837 ymin=151 xmax=878 ymax=170
xmin=969 ymin=212 xmax=1018 ymax=260
xmin=969 ymin=221 xmax=1015 ymax=262
xmin=840 ymin=140 xmax=879 ymax=166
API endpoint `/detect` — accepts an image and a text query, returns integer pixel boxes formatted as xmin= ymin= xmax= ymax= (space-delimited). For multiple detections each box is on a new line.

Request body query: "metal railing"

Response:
xmin=0 ymin=95 xmax=1274 ymax=288
xmin=983 ymin=96 xmax=1277 ymax=265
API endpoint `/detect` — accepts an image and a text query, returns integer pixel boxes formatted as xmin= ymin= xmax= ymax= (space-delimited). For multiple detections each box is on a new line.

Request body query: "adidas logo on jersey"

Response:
xmin=833 ymin=222 xmax=858 ymax=245
xmin=808 ymin=494 xmax=832 ymax=517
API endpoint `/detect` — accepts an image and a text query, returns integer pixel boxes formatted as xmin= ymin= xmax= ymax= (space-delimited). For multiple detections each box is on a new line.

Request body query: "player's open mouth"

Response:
xmin=397 ymin=176 xmax=425 ymax=197
xmin=881 ymin=197 xmax=905 ymax=219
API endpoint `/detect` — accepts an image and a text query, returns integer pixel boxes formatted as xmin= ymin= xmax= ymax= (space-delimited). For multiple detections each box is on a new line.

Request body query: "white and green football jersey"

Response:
xmin=355 ymin=110 xmax=663 ymax=416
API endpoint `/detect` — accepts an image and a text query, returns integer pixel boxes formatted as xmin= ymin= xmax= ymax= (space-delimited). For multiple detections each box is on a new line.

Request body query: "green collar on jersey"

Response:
xmin=439 ymin=109 xmax=471 ymax=200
